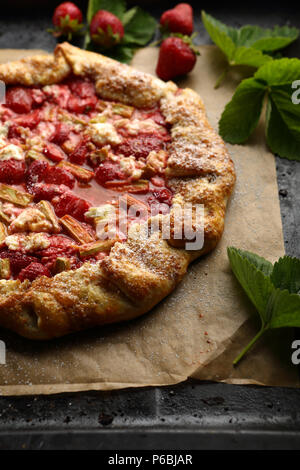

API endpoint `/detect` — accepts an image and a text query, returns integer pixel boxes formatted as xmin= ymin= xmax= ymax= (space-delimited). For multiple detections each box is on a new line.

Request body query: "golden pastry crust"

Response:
xmin=0 ymin=43 xmax=235 ymax=339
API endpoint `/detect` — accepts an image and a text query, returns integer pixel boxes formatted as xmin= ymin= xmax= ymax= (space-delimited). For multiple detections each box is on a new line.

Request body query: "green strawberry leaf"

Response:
xmin=122 ymin=7 xmax=138 ymax=27
xmin=265 ymin=88 xmax=300 ymax=161
xmin=271 ymin=256 xmax=300 ymax=294
xmin=122 ymin=7 xmax=156 ymax=46
xmin=235 ymin=25 xmax=299 ymax=51
xmin=219 ymin=78 xmax=266 ymax=144
xmin=227 ymin=247 xmax=275 ymax=321
xmin=201 ymin=11 xmax=237 ymax=61
xmin=231 ymin=46 xmax=273 ymax=68
xmin=267 ymin=289 xmax=300 ymax=328
xmin=227 ymin=247 xmax=300 ymax=365
xmin=254 ymin=58 xmax=300 ymax=86
xmin=202 ymin=11 xmax=299 ymax=87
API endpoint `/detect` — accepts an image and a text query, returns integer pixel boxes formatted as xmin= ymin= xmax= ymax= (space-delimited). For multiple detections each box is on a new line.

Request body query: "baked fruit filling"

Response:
xmin=0 ymin=76 xmax=173 ymax=282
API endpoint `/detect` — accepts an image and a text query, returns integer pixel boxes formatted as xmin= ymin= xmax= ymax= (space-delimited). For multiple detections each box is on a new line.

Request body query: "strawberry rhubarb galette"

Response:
xmin=0 ymin=43 xmax=235 ymax=339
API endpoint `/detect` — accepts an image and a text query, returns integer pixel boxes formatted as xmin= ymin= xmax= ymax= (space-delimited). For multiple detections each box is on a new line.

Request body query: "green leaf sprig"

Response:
xmin=219 ymin=58 xmax=300 ymax=161
xmin=202 ymin=11 xmax=299 ymax=88
xmin=227 ymin=247 xmax=300 ymax=366
xmin=85 ymin=0 xmax=157 ymax=63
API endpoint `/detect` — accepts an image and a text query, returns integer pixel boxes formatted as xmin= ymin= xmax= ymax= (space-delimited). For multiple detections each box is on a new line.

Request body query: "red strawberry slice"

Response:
xmin=0 ymin=159 xmax=26 ymax=184
xmin=0 ymin=250 xmax=38 ymax=276
xmin=6 ymin=87 xmax=33 ymax=114
xmin=13 ymin=109 xmax=40 ymax=129
xmin=67 ymin=94 xmax=98 ymax=114
xmin=151 ymin=188 xmax=173 ymax=205
xmin=18 ymin=262 xmax=51 ymax=282
xmin=52 ymin=192 xmax=91 ymax=221
xmin=69 ymin=140 xmax=89 ymax=165
xmin=95 ymin=161 xmax=126 ymax=186
xmin=29 ymin=183 xmax=69 ymax=202
xmin=43 ymin=142 xmax=66 ymax=162
xmin=26 ymin=160 xmax=75 ymax=189
xmin=68 ymin=78 xmax=96 ymax=98
xmin=51 ymin=122 xmax=72 ymax=145
xmin=116 ymin=133 xmax=166 ymax=160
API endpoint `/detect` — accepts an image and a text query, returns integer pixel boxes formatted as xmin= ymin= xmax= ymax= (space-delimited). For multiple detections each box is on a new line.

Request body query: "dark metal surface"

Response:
xmin=0 ymin=2 xmax=299 ymax=450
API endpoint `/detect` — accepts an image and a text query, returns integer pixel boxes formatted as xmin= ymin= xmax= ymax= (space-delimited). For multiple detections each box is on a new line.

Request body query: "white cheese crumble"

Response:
xmin=87 ymin=122 xmax=122 ymax=146
xmin=85 ymin=204 xmax=116 ymax=221
xmin=9 ymin=207 xmax=53 ymax=233
xmin=0 ymin=144 xmax=24 ymax=161
xmin=119 ymin=156 xmax=143 ymax=180
xmin=5 ymin=233 xmax=50 ymax=252
xmin=115 ymin=118 xmax=161 ymax=136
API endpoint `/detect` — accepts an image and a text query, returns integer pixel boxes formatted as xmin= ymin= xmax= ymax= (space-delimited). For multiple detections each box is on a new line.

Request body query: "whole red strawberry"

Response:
xmin=160 ymin=3 xmax=193 ymax=36
xmin=90 ymin=10 xmax=124 ymax=49
xmin=51 ymin=2 xmax=84 ymax=40
xmin=156 ymin=36 xmax=197 ymax=81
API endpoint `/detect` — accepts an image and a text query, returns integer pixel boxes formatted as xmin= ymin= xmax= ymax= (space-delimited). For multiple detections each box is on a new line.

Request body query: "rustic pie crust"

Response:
xmin=0 ymin=43 xmax=235 ymax=339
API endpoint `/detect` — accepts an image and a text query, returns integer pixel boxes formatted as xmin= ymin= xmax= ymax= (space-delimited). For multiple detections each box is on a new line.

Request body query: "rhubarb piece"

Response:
xmin=0 ymin=258 xmax=10 ymax=279
xmin=26 ymin=149 xmax=50 ymax=162
xmin=79 ymin=239 xmax=116 ymax=258
xmin=112 ymin=103 xmax=134 ymax=118
xmin=60 ymin=214 xmax=95 ymax=244
xmin=52 ymin=256 xmax=71 ymax=274
xmin=120 ymin=194 xmax=149 ymax=211
xmin=0 ymin=222 xmax=7 ymax=243
xmin=104 ymin=179 xmax=149 ymax=194
xmin=37 ymin=200 xmax=61 ymax=234
xmin=58 ymin=161 xmax=94 ymax=183
xmin=0 ymin=204 xmax=11 ymax=224
xmin=0 ymin=184 xmax=33 ymax=206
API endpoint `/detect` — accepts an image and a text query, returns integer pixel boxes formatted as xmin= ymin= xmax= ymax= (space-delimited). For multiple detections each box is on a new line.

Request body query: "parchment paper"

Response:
xmin=0 ymin=46 xmax=298 ymax=396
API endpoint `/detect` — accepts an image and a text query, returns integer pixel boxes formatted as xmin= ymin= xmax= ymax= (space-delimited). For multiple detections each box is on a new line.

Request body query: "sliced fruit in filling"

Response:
xmin=0 ymin=76 xmax=173 ymax=281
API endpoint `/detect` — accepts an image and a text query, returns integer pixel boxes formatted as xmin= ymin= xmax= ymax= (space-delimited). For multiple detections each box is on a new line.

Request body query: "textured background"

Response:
xmin=0 ymin=1 xmax=299 ymax=450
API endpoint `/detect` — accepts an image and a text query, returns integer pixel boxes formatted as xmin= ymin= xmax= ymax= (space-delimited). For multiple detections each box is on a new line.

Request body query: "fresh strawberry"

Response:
xmin=160 ymin=3 xmax=193 ymax=36
xmin=0 ymin=159 xmax=26 ymax=185
xmin=156 ymin=36 xmax=198 ymax=81
xmin=50 ymin=2 xmax=84 ymax=40
xmin=6 ymin=87 xmax=33 ymax=114
xmin=90 ymin=10 xmax=124 ymax=48
xmin=18 ymin=262 xmax=51 ymax=282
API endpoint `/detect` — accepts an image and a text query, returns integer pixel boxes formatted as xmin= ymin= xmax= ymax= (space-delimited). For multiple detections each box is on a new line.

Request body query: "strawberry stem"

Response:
xmin=233 ymin=325 xmax=267 ymax=366
xmin=214 ymin=66 xmax=230 ymax=89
